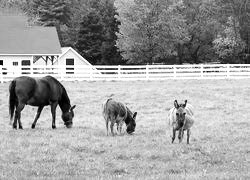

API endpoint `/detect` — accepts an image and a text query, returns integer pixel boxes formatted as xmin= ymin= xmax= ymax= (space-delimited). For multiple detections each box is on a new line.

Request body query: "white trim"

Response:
xmin=57 ymin=47 xmax=93 ymax=66
xmin=0 ymin=54 xmax=61 ymax=56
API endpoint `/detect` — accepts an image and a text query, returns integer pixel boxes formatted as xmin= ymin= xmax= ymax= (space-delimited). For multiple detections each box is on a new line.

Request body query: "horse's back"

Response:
xmin=12 ymin=76 xmax=36 ymax=99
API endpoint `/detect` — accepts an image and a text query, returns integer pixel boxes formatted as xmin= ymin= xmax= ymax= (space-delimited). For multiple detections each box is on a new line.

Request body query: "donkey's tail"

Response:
xmin=9 ymin=80 xmax=16 ymax=125
xmin=102 ymin=98 xmax=112 ymax=118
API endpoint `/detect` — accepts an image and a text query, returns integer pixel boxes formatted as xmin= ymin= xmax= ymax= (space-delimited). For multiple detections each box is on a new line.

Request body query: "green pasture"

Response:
xmin=0 ymin=79 xmax=249 ymax=179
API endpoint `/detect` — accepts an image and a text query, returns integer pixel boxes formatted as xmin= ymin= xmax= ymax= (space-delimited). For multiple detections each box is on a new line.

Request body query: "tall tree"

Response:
xmin=180 ymin=0 xmax=220 ymax=64
xmin=75 ymin=11 xmax=104 ymax=64
xmin=216 ymin=0 xmax=250 ymax=63
xmin=75 ymin=0 xmax=122 ymax=65
xmin=213 ymin=16 xmax=246 ymax=63
xmin=115 ymin=0 xmax=190 ymax=64
xmin=98 ymin=0 xmax=123 ymax=64
xmin=27 ymin=0 xmax=71 ymax=46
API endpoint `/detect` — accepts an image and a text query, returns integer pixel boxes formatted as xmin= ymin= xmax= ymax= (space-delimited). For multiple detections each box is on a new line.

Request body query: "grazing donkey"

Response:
xmin=102 ymin=98 xmax=137 ymax=136
xmin=168 ymin=100 xmax=194 ymax=144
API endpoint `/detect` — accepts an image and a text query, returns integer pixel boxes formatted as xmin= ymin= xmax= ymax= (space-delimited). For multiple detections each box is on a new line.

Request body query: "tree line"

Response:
xmin=1 ymin=0 xmax=250 ymax=65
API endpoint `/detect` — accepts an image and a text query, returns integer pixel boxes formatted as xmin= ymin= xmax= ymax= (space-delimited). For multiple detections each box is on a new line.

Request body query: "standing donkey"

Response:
xmin=102 ymin=98 xmax=137 ymax=136
xmin=168 ymin=100 xmax=194 ymax=144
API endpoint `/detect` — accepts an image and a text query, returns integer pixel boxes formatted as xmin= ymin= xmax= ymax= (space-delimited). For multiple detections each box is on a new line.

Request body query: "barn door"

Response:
xmin=66 ymin=58 xmax=74 ymax=74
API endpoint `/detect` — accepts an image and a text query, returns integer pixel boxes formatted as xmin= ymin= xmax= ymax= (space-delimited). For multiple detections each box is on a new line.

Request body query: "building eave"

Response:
xmin=0 ymin=54 xmax=61 ymax=56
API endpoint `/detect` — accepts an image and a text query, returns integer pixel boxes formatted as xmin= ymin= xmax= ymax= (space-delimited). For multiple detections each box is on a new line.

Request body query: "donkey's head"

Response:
xmin=125 ymin=111 xmax=137 ymax=134
xmin=174 ymin=100 xmax=187 ymax=127
xmin=61 ymin=105 xmax=76 ymax=128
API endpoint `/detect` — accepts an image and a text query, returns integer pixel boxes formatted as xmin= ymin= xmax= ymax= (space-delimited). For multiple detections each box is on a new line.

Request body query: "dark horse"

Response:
xmin=9 ymin=75 xmax=76 ymax=129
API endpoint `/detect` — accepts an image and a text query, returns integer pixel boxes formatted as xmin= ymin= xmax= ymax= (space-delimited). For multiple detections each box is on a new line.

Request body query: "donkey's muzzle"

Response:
xmin=65 ymin=122 xmax=73 ymax=128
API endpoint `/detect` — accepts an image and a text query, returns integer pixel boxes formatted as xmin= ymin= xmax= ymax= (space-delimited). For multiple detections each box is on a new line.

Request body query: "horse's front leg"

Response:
xmin=187 ymin=129 xmax=191 ymax=144
xmin=51 ymin=102 xmax=58 ymax=129
xmin=31 ymin=106 xmax=44 ymax=129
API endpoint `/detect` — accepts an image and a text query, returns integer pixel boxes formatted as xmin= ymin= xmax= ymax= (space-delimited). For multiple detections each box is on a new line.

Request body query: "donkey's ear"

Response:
xmin=184 ymin=100 xmax=187 ymax=107
xmin=174 ymin=100 xmax=179 ymax=108
xmin=133 ymin=112 xmax=137 ymax=119
xmin=70 ymin=105 xmax=76 ymax=111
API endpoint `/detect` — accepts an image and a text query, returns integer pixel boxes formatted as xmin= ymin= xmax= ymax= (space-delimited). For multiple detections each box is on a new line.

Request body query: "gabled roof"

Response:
xmin=59 ymin=47 xmax=93 ymax=66
xmin=58 ymin=47 xmax=101 ymax=74
xmin=0 ymin=16 xmax=61 ymax=55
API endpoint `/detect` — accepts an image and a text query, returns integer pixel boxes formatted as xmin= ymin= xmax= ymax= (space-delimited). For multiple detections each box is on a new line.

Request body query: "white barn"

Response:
xmin=0 ymin=15 xmax=95 ymax=75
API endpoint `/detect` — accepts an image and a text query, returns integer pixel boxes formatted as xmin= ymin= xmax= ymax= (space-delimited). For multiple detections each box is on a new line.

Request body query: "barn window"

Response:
xmin=21 ymin=60 xmax=30 ymax=74
xmin=13 ymin=62 xmax=18 ymax=66
xmin=0 ymin=60 xmax=7 ymax=75
xmin=66 ymin=58 xmax=74 ymax=74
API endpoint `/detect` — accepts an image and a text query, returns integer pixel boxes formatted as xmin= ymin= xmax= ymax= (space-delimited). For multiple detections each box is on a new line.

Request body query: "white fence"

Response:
xmin=1 ymin=64 xmax=250 ymax=82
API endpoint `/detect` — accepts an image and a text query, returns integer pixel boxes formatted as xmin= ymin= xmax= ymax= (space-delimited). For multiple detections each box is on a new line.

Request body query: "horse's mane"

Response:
xmin=45 ymin=76 xmax=71 ymax=110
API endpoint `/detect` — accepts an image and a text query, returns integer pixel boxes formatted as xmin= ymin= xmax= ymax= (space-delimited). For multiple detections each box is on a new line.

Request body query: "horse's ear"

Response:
xmin=174 ymin=100 xmax=179 ymax=108
xmin=133 ymin=112 xmax=137 ymax=119
xmin=184 ymin=100 xmax=187 ymax=107
xmin=70 ymin=105 xmax=76 ymax=111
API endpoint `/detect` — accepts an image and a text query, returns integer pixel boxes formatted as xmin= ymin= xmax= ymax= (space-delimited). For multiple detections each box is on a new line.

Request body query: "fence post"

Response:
xmin=146 ymin=64 xmax=149 ymax=80
xmin=60 ymin=65 xmax=64 ymax=81
xmin=118 ymin=65 xmax=121 ymax=79
xmin=201 ymin=64 xmax=203 ymax=78
xmin=227 ymin=64 xmax=230 ymax=78
xmin=30 ymin=62 xmax=34 ymax=75
xmin=0 ymin=66 xmax=3 ymax=83
xmin=173 ymin=65 xmax=176 ymax=78
xmin=90 ymin=67 xmax=93 ymax=80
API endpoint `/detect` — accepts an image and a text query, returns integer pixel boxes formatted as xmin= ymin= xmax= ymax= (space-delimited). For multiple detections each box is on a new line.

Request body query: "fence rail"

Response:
xmin=1 ymin=64 xmax=250 ymax=82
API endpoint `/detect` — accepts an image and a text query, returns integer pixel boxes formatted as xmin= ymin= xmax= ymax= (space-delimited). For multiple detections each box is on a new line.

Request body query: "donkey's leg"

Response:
xmin=178 ymin=128 xmax=184 ymax=143
xmin=31 ymin=106 xmax=44 ymax=129
xmin=187 ymin=129 xmax=191 ymax=144
xmin=51 ymin=102 xmax=58 ymax=129
xmin=118 ymin=121 xmax=124 ymax=135
xmin=172 ymin=128 xmax=176 ymax=143
xmin=105 ymin=119 xmax=109 ymax=136
xmin=110 ymin=120 xmax=115 ymax=136
xmin=13 ymin=102 xmax=25 ymax=129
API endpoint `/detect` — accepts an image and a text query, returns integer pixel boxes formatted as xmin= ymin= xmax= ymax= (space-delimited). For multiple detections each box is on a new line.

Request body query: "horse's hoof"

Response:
xmin=19 ymin=126 xmax=23 ymax=129
xmin=52 ymin=125 xmax=56 ymax=129
xmin=13 ymin=125 xmax=17 ymax=129
xmin=31 ymin=124 xmax=35 ymax=129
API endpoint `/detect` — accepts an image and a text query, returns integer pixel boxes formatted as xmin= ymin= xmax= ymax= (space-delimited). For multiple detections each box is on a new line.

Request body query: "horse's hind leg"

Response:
xmin=32 ymin=106 xmax=44 ymax=129
xmin=13 ymin=102 xmax=25 ymax=129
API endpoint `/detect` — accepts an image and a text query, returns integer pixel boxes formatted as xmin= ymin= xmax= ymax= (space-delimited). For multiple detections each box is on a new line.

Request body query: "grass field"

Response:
xmin=0 ymin=79 xmax=249 ymax=179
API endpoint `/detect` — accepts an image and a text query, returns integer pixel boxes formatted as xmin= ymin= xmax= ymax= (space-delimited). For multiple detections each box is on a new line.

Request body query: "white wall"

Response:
xmin=0 ymin=55 xmax=32 ymax=66
xmin=0 ymin=55 xmax=32 ymax=74
xmin=58 ymin=49 xmax=90 ymax=66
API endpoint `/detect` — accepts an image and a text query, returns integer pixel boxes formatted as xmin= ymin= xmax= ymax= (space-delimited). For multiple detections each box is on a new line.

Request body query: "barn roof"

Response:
xmin=0 ymin=16 xmax=61 ymax=55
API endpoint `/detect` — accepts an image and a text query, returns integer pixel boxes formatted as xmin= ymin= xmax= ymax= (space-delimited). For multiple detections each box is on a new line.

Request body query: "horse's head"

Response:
xmin=174 ymin=100 xmax=187 ymax=127
xmin=125 ymin=112 xmax=137 ymax=134
xmin=61 ymin=105 xmax=76 ymax=128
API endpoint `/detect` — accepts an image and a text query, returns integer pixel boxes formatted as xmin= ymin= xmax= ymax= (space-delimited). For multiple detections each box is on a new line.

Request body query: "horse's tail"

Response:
xmin=9 ymin=80 xmax=16 ymax=124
